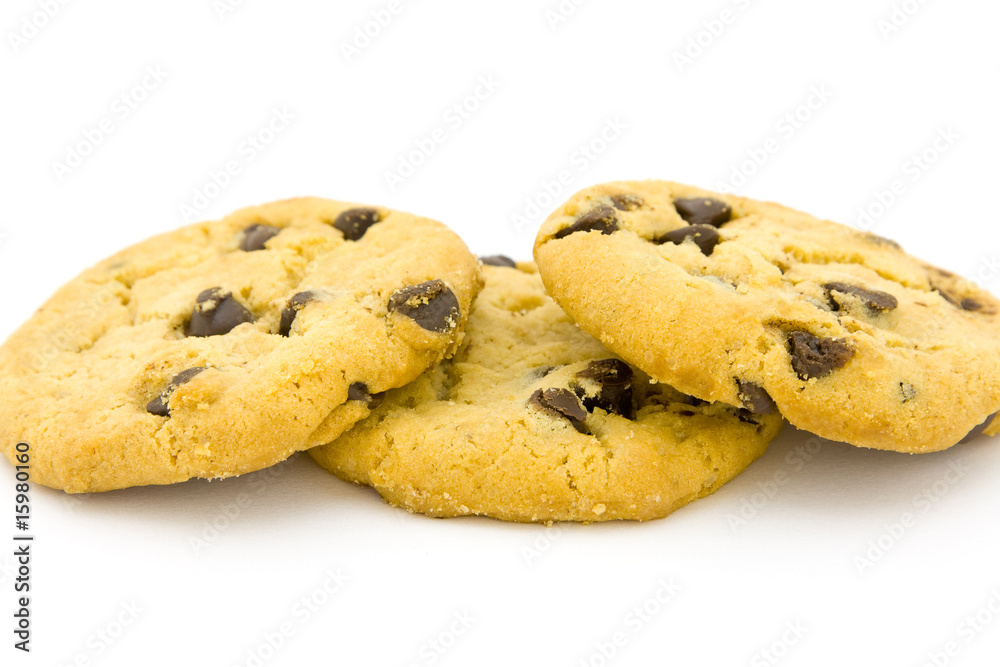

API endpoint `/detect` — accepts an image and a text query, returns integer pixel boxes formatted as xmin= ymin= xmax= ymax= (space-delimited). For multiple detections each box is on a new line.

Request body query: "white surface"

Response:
xmin=2 ymin=1 xmax=999 ymax=665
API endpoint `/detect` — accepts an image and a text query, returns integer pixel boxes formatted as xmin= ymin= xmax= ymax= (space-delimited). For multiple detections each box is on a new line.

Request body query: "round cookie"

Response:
xmin=310 ymin=262 xmax=782 ymax=523
xmin=0 ymin=198 xmax=480 ymax=492
xmin=533 ymin=180 xmax=1000 ymax=453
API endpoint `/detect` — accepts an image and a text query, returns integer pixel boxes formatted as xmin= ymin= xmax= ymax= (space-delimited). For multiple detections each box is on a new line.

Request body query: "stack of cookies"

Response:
xmin=2 ymin=182 xmax=997 ymax=522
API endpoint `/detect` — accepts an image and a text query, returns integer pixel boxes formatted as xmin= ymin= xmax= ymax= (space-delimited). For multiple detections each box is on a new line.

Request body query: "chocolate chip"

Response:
xmin=186 ymin=288 xmax=254 ymax=337
xmin=480 ymin=255 xmax=517 ymax=268
xmin=788 ymin=331 xmax=854 ymax=380
xmin=553 ymin=206 xmax=619 ymax=239
xmin=928 ymin=271 xmax=990 ymax=313
xmin=347 ymin=382 xmax=370 ymax=402
xmin=333 ymin=207 xmax=383 ymax=241
xmin=240 ymin=224 xmax=281 ymax=252
xmin=674 ymin=197 xmax=732 ymax=227
xmin=168 ymin=367 xmax=207 ymax=386
xmin=577 ymin=359 xmax=632 ymax=384
xmin=388 ymin=280 xmax=460 ymax=334
xmin=346 ymin=382 xmax=385 ymax=409
xmin=279 ymin=290 xmax=319 ymax=337
xmin=575 ymin=359 xmax=635 ymax=419
xmin=654 ymin=224 xmax=720 ymax=256
xmin=736 ymin=380 xmax=777 ymax=415
xmin=824 ymin=282 xmax=899 ymax=312
xmin=960 ymin=412 xmax=997 ymax=444
xmin=735 ymin=409 xmax=761 ymax=425
xmin=610 ymin=193 xmax=644 ymax=211
xmin=146 ymin=367 xmax=207 ymax=416
xmin=146 ymin=396 xmax=168 ymax=417
xmin=961 ymin=298 xmax=984 ymax=312
xmin=861 ymin=232 xmax=902 ymax=250
xmin=529 ymin=388 xmax=588 ymax=433
xmin=682 ymin=394 xmax=710 ymax=407
xmin=934 ymin=286 xmax=993 ymax=314
xmin=937 ymin=288 xmax=962 ymax=308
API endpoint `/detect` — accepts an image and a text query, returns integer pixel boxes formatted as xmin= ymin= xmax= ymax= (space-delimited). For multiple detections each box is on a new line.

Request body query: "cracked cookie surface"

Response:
xmin=0 ymin=197 xmax=480 ymax=492
xmin=309 ymin=262 xmax=782 ymax=522
xmin=534 ymin=180 xmax=1000 ymax=453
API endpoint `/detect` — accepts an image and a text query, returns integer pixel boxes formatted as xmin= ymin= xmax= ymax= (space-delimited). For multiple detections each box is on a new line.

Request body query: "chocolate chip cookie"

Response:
xmin=534 ymin=181 xmax=1000 ymax=453
xmin=0 ymin=198 xmax=480 ymax=492
xmin=309 ymin=261 xmax=782 ymax=522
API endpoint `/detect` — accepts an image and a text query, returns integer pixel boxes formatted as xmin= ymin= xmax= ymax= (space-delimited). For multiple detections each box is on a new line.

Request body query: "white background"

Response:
xmin=2 ymin=1 xmax=1000 ymax=665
